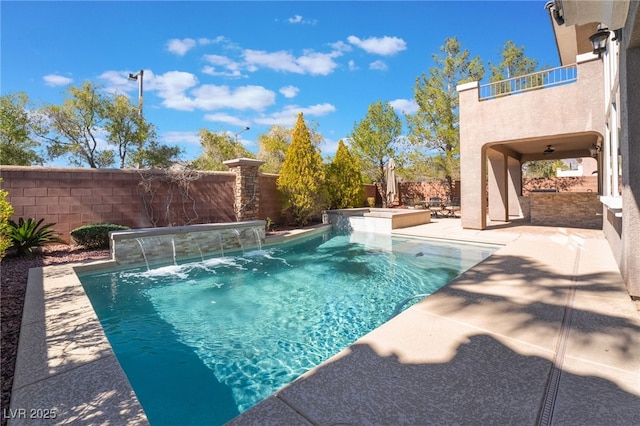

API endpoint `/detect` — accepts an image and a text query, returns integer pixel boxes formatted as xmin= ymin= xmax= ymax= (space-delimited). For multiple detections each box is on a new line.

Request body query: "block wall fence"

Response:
xmin=0 ymin=166 xmax=598 ymax=242
xmin=0 ymin=166 xmax=282 ymax=242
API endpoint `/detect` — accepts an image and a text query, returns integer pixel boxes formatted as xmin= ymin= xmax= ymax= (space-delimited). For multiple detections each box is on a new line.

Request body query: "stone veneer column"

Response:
xmin=223 ymin=158 xmax=264 ymax=221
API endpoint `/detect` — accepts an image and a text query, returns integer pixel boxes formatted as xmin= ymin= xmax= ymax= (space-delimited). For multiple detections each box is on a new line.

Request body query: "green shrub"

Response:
xmin=326 ymin=140 xmax=364 ymax=209
xmin=71 ymin=223 xmax=130 ymax=249
xmin=8 ymin=218 xmax=65 ymax=256
xmin=277 ymin=113 xmax=327 ymax=225
xmin=0 ymin=179 xmax=14 ymax=259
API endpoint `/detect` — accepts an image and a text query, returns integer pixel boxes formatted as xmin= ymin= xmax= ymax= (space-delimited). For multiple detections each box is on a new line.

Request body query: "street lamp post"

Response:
xmin=128 ymin=70 xmax=144 ymax=116
xmin=235 ymin=126 xmax=250 ymax=143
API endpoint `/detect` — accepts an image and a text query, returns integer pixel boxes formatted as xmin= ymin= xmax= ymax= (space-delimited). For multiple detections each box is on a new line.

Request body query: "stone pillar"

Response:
xmin=223 ymin=158 xmax=264 ymax=221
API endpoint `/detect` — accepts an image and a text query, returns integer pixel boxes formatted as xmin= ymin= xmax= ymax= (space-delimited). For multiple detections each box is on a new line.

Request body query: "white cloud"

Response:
xmin=242 ymin=49 xmax=340 ymax=76
xmin=43 ymin=74 xmax=72 ymax=87
xmin=348 ymin=60 xmax=358 ymax=71
xmin=369 ymin=60 xmax=388 ymax=71
xmin=191 ymin=84 xmax=276 ymax=111
xmin=202 ymin=66 xmax=244 ymax=78
xmin=279 ymin=85 xmax=299 ymax=98
xmin=162 ymin=131 xmax=201 ymax=146
xmin=320 ymin=137 xmax=340 ymax=157
xmin=147 ymin=70 xmax=200 ymax=111
xmin=288 ymin=14 xmax=303 ymax=23
xmin=389 ymin=99 xmax=419 ymax=115
xmin=198 ymin=36 xmax=225 ymax=45
xmin=202 ymin=54 xmax=244 ymax=78
xmin=166 ymin=38 xmax=197 ymax=56
xmin=203 ymin=113 xmax=249 ymax=127
xmin=347 ymin=35 xmax=407 ymax=55
xmin=254 ymin=103 xmax=336 ymax=126
xmin=287 ymin=14 xmax=316 ymax=25
xmin=329 ymin=40 xmax=352 ymax=52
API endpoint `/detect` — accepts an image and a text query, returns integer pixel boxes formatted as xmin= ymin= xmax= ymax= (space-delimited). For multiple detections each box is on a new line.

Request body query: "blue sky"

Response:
xmin=2 ymin=1 xmax=559 ymax=164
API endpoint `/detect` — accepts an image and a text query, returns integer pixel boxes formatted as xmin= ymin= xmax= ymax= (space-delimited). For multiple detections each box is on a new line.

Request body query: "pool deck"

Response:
xmin=230 ymin=219 xmax=640 ymax=425
xmin=9 ymin=219 xmax=640 ymax=425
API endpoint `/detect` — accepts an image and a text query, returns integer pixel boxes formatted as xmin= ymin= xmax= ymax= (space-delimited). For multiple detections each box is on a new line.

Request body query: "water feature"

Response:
xmin=232 ymin=229 xmax=245 ymax=253
xmin=81 ymin=229 xmax=497 ymax=425
xmin=252 ymin=227 xmax=263 ymax=251
xmin=110 ymin=221 xmax=265 ymax=267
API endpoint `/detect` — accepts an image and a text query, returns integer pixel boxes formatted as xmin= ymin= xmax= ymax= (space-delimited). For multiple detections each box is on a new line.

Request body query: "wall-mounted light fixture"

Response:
xmin=589 ymin=24 xmax=611 ymax=58
xmin=589 ymin=143 xmax=601 ymax=157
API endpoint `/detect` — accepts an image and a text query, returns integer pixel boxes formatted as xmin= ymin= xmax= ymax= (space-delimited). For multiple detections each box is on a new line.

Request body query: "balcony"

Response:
xmin=479 ymin=64 xmax=578 ymax=101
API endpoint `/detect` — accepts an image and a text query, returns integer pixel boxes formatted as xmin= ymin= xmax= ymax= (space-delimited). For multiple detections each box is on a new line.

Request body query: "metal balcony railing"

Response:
xmin=478 ymin=64 xmax=578 ymax=100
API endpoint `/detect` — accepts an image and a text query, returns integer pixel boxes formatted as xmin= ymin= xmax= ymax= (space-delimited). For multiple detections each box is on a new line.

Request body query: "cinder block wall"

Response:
xmin=258 ymin=174 xmax=283 ymax=223
xmin=1 ymin=167 xmax=238 ymax=242
xmin=399 ymin=180 xmax=461 ymax=203
xmin=523 ymin=176 xmax=598 ymax=194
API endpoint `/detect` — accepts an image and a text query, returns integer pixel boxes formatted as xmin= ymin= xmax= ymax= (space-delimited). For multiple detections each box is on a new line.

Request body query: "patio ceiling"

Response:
xmin=487 ymin=132 xmax=601 ymax=162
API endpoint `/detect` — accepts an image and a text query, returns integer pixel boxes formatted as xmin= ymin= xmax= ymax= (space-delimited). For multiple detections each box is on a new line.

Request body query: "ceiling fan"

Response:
xmin=543 ymin=145 xmax=555 ymax=155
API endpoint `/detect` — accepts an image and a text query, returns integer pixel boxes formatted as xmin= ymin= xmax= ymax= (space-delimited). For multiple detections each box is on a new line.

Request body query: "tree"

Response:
xmin=104 ymin=94 xmax=151 ymax=168
xmin=326 ymin=140 xmax=364 ymax=209
xmin=42 ymin=82 xmax=115 ymax=168
xmin=277 ymin=113 xmax=326 ymax=225
xmin=488 ymin=40 xmax=540 ymax=96
xmin=134 ymin=139 xmax=182 ymax=169
xmin=256 ymin=125 xmax=291 ymax=173
xmin=349 ymin=100 xmax=403 ymax=206
xmin=406 ymin=37 xmax=484 ymax=198
xmin=41 ymin=82 xmax=178 ymax=169
xmin=192 ymin=129 xmax=255 ymax=171
xmin=523 ymin=160 xmax=566 ymax=178
xmin=0 ymin=92 xmax=45 ymax=165
xmin=490 ymin=40 xmax=538 ymax=82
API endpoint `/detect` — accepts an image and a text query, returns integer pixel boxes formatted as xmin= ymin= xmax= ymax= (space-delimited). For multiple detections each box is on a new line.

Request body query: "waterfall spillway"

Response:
xmin=252 ymin=227 xmax=263 ymax=251
xmin=233 ymin=229 xmax=245 ymax=253
xmin=110 ymin=220 xmax=267 ymax=268
xmin=135 ymin=238 xmax=150 ymax=271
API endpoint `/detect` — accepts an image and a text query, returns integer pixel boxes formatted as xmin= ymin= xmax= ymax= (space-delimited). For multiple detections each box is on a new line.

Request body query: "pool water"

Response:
xmin=80 ymin=230 xmax=496 ymax=425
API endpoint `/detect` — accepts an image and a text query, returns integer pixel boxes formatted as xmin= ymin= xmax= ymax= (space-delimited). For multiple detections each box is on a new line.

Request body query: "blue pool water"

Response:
xmin=80 ymin=230 xmax=496 ymax=425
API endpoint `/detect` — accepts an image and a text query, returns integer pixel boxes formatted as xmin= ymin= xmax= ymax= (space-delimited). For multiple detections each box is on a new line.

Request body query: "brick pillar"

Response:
xmin=223 ymin=158 xmax=264 ymax=221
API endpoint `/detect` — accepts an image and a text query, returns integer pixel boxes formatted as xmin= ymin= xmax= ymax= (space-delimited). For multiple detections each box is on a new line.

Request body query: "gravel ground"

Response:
xmin=0 ymin=245 xmax=109 ymax=426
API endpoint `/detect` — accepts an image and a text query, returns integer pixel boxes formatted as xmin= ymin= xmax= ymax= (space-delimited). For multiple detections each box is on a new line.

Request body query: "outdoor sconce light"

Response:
xmin=589 ymin=144 xmax=601 ymax=157
xmin=589 ymin=24 xmax=611 ymax=58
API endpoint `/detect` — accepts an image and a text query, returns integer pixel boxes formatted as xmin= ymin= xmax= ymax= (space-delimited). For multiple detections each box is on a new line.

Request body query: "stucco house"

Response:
xmin=457 ymin=0 xmax=639 ymax=297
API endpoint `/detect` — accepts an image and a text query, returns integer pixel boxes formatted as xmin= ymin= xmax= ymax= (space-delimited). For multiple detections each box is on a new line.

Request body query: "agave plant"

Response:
xmin=7 ymin=218 xmax=65 ymax=256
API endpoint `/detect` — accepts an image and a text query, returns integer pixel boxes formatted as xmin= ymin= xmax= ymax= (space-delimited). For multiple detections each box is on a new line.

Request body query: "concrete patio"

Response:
xmin=231 ymin=219 xmax=640 ymax=425
xmin=9 ymin=219 xmax=640 ymax=425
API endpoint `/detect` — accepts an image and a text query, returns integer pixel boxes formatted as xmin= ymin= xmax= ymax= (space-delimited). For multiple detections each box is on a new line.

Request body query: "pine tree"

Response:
xmin=277 ymin=113 xmax=326 ymax=225
xmin=326 ymin=140 xmax=364 ymax=209
xmin=407 ymin=37 xmax=484 ymax=198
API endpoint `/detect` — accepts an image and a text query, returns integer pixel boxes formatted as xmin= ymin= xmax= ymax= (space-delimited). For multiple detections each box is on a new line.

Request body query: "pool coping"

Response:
xmin=7 ymin=224 xmax=332 ymax=425
xmin=9 ymin=221 xmax=640 ymax=424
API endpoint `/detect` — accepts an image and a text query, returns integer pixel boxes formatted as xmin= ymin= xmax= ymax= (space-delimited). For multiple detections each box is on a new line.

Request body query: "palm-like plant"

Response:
xmin=7 ymin=218 xmax=65 ymax=256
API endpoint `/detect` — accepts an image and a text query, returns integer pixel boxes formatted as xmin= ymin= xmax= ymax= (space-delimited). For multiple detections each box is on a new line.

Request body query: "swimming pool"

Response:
xmin=79 ymin=230 xmax=496 ymax=425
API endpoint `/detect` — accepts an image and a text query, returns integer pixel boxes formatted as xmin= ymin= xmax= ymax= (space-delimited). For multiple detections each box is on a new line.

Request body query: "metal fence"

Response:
xmin=479 ymin=64 xmax=578 ymax=100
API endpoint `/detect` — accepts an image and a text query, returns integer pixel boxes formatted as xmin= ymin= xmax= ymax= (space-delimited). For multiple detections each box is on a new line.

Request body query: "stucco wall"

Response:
xmin=459 ymin=58 xmax=605 ymax=230
xmin=617 ymin=1 xmax=640 ymax=296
